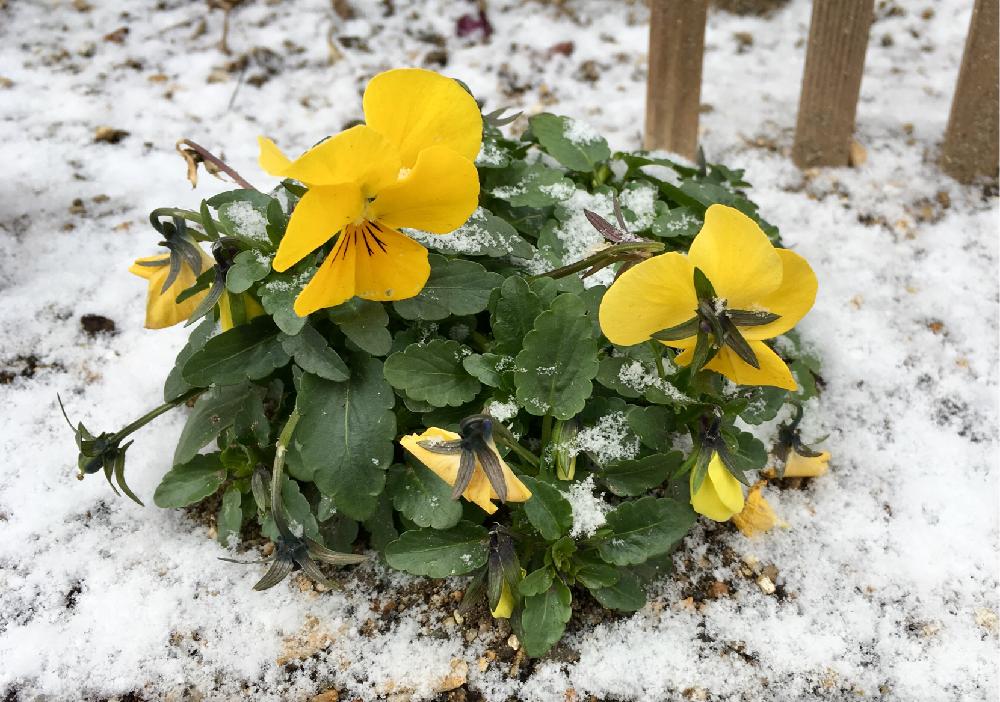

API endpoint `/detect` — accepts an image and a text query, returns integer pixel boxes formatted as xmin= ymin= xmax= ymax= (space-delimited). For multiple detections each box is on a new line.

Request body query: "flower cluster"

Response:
xmin=67 ymin=68 xmax=829 ymax=658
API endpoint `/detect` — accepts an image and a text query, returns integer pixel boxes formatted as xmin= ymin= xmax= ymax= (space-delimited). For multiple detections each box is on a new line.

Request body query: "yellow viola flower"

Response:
xmin=258 ymin=68 xmax=482 ymax=316
xmin=129 ymin=248 xmax=213 ymax=329
xmin=732 ymin=481 xmax=786 ymax=537
xmin=690 ymin=452 xmax=745 ymax=522
xmin=599 ymin=204 xmax=818 ymax=390
xmin=218 ymin=291 xmax=266 ymax=331
xmin=400 ymin=419 xmax=531 ymax=515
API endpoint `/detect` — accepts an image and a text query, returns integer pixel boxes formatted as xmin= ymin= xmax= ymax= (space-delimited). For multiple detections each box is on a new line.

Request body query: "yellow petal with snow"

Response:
xmin=741 ymin=249 xmax=818 ymax=340
xmin=676 ymin=341 xmax=797 ymax=390
xmin=598 ymin=252 xmax=698 ymax=346
xmin=370 ymin=146 xmax=479 ymax=234
xmin=732 ymin=481 xmax=785 ymax=537
xmin=363 ymin=68 xmax=483 ymax=168
xmin=688 ymin=204 xmax=782 ymax=309
xmin=129 ymin=252 xmax=211 ymax=329
xmin=690 ymin=453 xmax=745 ymax=522
xmin=273 ymin=183 xmax=363 ymax=272
xmin=766 ymin=449 xmax=831 ymax=478
xmin=400 ymin=428 xmax=531 ymax=515
xmin=258 ymin=126 xmax=401 ymax=193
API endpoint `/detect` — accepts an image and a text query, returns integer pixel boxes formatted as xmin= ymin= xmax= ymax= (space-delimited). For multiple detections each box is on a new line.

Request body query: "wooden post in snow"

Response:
xmin=792 ymin=0 xmax=875 ymax=168
xmin=941 ymin=0 xmax=999 ymax=183
xmin=644 ymin=0 xmax=708 ymax=160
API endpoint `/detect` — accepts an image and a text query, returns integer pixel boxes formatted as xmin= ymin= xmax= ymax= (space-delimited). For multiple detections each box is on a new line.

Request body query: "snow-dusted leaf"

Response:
xmin=258 ymin=273 xmax=307 ymax=336
xmin=384 ymin=522 xmax=488 ymax=577
xmin=595 ymin=496 xmax=695 ymax=566
xmin=491 ymin=275 xmax=543 ymax=356
xmin=225 ymin=250 xmax=271 ymax=294
xmin=384 ymin=339 xmax=481 ymax=407
xmin=287 ymin=359 xmax=395 ymax=520
xmin=387 ymin=463 xmax=462 ymax=530
xmin=514 ymin=294 xmax=599 ymax=419
xmin=529 ymin=113 xmax=610 ymax=172
xmin=393 ymin=255 xmax=503 ymax=321
xmin=413 ymin=207 xmax=534 ymax=259
xmin=491 ymin=162 xmax=576 ymax=208
xmin=217 ymin=486 xmax=243 ymax=547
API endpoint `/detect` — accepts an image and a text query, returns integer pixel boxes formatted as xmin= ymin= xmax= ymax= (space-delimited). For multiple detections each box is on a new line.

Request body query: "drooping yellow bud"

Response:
xmin=690 ymin=453 xmax=745 ymax=522
xmin=490 ymin=580 xmax=515 ymax=619
xmin=764 ymin=449 xmax=831 ymax=479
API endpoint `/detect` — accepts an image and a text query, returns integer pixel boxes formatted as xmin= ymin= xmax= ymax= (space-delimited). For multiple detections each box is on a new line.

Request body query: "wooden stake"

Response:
xmin=792 ymin=0 xmax=874 ymax=168
xmin=941 ymin=0 xmax=999 ymax=183
xmin=644 ymin=0 xmax=708 ymax=160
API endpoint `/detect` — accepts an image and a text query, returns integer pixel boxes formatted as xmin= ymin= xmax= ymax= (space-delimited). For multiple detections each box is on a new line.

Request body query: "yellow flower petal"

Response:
xmin=273 ymin=183 xmax=364 ymax=272
xmin=370 ymin=146 xmax=480 ymax=233
xmin=598 ymin=252 xmax=698 ymax=346
xmin=129 ymin=251 xmax=212 ymax=329
xmin=690 ymin=453 xmax=745 ymax=521
xmin=362 ymin=68 xmax=483 ymax=168
xmin=399 ymin=428 xmax=531 ymax=515
xmin=258 ymin=126 xmax=401 ymax=193
xmin=491 ymin=580 xmax=515 ymax=619
xmin=352 ymin=223 xmax=430 ymax=301
xmin=732 ymin=481 xmax=784 ymax=537
xmin=688 ymin=204 xmax=782 ymax=309
xmin=676 ymin=341 xmax=797 ymax=390
xmin=740 ymin=248 xmax=818 ymax=340
xmin=765 ymin=450 xmax=831 ymax=478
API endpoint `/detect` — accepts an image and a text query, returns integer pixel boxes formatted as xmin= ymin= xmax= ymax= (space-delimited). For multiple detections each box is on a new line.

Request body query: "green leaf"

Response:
xmin=626 ymin=405 xmax=675 ymax=452
xmin=520 ymin=580 xmax=572 ymax=657
xmin=518 ymin=567 xmax=555 ymax=597
xmin=287 ymin=359 xmax=395 ymax=520
xmin=422 ymin=207 xmax=535 ymax=259
xmin=651 ymin=205 xmax=702 ymax=239
xmin=182 ymin=316 xmax=289 ymax=386
xmin=491 ymin=162 xmax=576 ymax=208
xmin=384 ymin=522 xmax=488 ymax=577
xmin=387 ymin=463 xmax=463 ymax=530
xmin=384 ymin=340 xmax=481 ymax=407
xmin=602 ymin=452 xmax=682 ymax=497
xmin=173 ymin=382 xmax=250 ymax=465
xmin=259 ymin=273 xmax=307 ymax=336
xmin=529 ymin=113 xmax=611 ymax=172
xmin=591 ymin=570 xmax=646 ymax=612
xmin=741 ymin=386 xmax=787 ymax=425
xmin=595 ymin=356 xmax=643 ymax=399
xmin=491 ymin=276 xmax=543 ymax=356
xmin=521 ymin=476 xmax=573 ymax=541
xmin=233 ymin=382 xmax=273 ymax=447
xmin=574 ymin=556 xmax=620 ymax=589
xmin=394 ymin=255 xmax=503 ymax=321
xmin=164 ymin=318 xmax=215 ymax=401
xmin=226 ymin=250 xmax=271 ymax=294
xmin=514 ymin=294 xmax=600 ymax=419
xmin=211 ymin=190 xmax=276 ymax=250
xmin=462 ymin=353 xmax=504 ymax=388
xmin=328 ymin=298 xmax=392 ymax=356
xmin=154 ymin=453 xmax=226 ymax=508
xmin=217 ymin=485 xmax=243 ymax=547
xmin=595 ymin=496 xmax=696 ymax=566
xmin=363 ymin=492 xmax=399 ymax=552
xmin=280 ymin=324 xmax=350 ymax=381
xmin=722 ymin=428 xmax=768 ymax=477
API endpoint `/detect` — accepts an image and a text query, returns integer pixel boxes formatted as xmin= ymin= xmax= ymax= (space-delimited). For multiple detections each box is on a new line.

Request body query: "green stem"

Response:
xmin=648 ymin=339 xmax=667 ymax=381
xmin=178 ymin=139 xmax=258 ymax=191
xmin=270 ymin=409 xmax=301 ymax=523
xmin=150 ymin=207 xmax=204 ymax=228
xmin=469 ymin=331 xmax=491 ymax=353
xmin=112 ymin=388 xmax=202 ymax=443
xmin=495 ymin=434 xmax=540 ymax=469
xmin=532 ymin=241 xmax=664 ymax=281
xmin=540 ymin=414 xmax=553 ymax=451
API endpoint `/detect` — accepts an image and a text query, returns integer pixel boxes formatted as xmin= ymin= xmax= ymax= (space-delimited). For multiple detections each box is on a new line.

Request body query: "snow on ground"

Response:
xmin=1 ymin=0 xmax=997 ymax=699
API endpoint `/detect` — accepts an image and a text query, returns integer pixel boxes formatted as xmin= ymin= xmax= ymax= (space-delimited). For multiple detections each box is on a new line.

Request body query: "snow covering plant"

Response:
xmin=62 ymin=67 xmax=828 ymax=658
